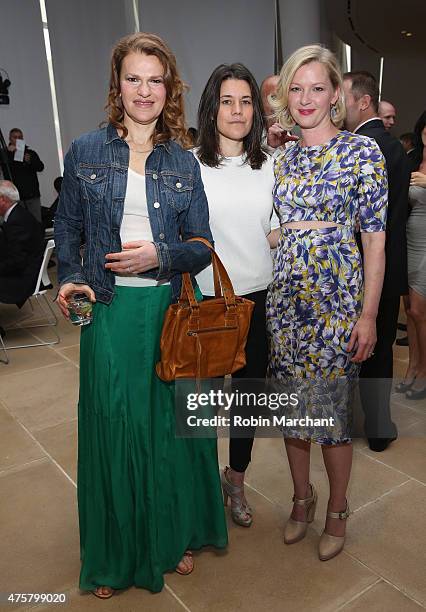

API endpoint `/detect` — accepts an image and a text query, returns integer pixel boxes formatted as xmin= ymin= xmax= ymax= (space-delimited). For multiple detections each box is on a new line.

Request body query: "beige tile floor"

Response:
xmin=0 ymin=286 xmax=425 ymax=611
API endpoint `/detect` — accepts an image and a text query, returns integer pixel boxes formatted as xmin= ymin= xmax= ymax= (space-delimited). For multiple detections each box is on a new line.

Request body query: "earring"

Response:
xmin=330 ymin=103 xmax=338 ymax=121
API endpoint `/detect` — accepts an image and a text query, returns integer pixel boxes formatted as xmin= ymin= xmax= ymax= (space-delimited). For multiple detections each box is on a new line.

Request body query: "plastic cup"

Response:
xmin=67 ymin=292 xmax=93 ymax=326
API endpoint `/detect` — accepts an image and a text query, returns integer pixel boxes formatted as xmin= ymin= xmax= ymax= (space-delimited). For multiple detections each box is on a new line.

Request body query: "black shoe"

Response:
xmin=368 ymin=436 xmax=397 ymax=452
xmin=405 ymin=386 xmax=426 ymax=400
xmin=396 ymin=336 xmax=409 ymax=346
xmin=397 ymin=322 xmax=407 ymax=331
xmin=395 ymin=377 xmax=416 ymax=393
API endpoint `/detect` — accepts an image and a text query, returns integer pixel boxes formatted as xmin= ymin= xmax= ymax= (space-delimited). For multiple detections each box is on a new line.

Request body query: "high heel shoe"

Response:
xmin=318 ymin=502 xmax=350 ymax=561
xmin=221 ymin=466 xmax=253 ymax=527
xmin=283 ymin=483 xmax=317 ymax=544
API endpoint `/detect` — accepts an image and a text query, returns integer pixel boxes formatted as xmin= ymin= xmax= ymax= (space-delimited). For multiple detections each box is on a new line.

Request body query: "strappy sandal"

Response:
xmin=175 ymin=550 xmax=194 ymax=575
xmin=92 ymin=586 xmax=115 ymax=599
xmin=221 ymin=466 xmax=253 ymax=527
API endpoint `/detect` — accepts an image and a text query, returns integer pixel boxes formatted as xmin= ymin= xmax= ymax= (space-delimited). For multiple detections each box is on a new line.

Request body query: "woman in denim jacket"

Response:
xmin=55 ymin=33 xmax=227 ymax=599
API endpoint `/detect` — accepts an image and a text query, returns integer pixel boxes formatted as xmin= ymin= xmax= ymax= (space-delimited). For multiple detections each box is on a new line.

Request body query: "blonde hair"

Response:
xmin=106 ymin=32 xmax=192 ymax=148
xmin=271 ymin=44 xmax=345 ymax=130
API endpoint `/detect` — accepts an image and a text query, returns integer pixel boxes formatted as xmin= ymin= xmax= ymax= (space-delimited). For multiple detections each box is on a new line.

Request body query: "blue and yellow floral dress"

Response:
xmin=267 ymin=130 xmax=387 ymax=444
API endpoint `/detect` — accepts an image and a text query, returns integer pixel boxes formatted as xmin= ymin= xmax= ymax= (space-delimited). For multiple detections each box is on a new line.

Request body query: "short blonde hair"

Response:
xmin=271 ymin=44 xmax=345 ymax=130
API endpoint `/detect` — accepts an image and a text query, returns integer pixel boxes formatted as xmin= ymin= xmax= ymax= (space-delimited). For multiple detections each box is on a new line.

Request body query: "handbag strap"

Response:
xmin=186 ymin=237 xmax=221 ymax=297
xmin=186 ymin=237 xmax=237 ymax=307
xmin=178 ymin=237 xmax=239 ymax=336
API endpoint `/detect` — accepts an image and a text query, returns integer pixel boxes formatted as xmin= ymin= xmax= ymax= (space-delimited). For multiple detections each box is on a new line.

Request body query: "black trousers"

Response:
xmin=203 ymin=289 xmax=268 ymax=472
xmin=359 ymin=294 xmax=400 ymax=439
xmin=230 ymin=290 xmax=268 ymax=472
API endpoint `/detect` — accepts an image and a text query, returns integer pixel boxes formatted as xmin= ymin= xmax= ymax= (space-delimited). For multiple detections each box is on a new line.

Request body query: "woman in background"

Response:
xmin=399 ymin=111 xmax=426 ymax=399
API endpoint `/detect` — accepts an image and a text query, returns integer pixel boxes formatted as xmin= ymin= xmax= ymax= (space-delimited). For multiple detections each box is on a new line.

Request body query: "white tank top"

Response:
xmin=115 ymin=168 xmax=169 ymax=287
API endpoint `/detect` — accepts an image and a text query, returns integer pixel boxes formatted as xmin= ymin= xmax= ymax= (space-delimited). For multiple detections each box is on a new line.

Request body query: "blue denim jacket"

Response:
xmin=54 ymin=124 xmax=213 ymax=303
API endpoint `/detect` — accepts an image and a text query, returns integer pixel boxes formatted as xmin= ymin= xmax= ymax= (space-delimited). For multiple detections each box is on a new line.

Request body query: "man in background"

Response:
xmin=378 ymin=100 xmax=397 ymax=131
xmin=0 ymin=180 xmax=44 ymax=306
xmin=260 ymin=74 xmax=297 ymax=151
xmin=7 ymin=128 xmax=44 ymax=223
xmin=343 ymin=71 xmax=410 ymax=451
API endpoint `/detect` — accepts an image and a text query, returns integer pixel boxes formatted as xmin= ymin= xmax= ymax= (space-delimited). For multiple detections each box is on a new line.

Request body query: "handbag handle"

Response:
xmin=178 ymin=237 xmax=237 ymax=308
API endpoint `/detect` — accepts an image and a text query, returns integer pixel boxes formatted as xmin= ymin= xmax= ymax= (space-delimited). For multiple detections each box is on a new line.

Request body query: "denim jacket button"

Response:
xmin=153 ymin=201 xmax=160 ymax=208
xmin=159 ymin=232 xmax=165 ymax=239
xmin=90 ymin=173 xmax=96 ymax=179
xmin=176 ymin=181 xmax=182 ymax=188
xmin=152 ymin=173 xmax=158 ymax=180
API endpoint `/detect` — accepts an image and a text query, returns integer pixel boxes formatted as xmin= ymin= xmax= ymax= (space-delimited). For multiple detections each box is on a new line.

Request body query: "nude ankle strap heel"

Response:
xmin=284 ymin=483 xmax=318 ymax=544
xmin=221 ymin=467 xmax=253 ymax=527
xmin=318 ymin=502 xmax=351 ymax=561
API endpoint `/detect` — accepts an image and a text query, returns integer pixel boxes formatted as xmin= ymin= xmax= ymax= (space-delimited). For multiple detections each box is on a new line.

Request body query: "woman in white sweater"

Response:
xmin=194 ymin=64 xmax=279 ymax=527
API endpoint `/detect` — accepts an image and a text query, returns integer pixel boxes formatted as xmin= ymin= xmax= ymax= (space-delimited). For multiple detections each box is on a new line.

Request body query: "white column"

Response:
xmin=278 ymin=0 xmax=323 ymax=61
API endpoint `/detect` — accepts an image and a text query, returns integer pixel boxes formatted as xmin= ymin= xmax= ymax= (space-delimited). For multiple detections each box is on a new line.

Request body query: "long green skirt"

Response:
xmin=78 ymin=285 xmax=228 ymax=592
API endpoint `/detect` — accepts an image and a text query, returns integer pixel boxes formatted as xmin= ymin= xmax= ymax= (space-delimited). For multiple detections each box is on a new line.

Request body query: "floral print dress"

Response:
xmin=267 ymin=130 xmax=387 ymax=444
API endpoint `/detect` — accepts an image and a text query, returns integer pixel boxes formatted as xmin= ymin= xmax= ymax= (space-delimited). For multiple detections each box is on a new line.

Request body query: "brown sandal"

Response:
xmin=92 ymin=586 xmax=115 ymax=599
xmin=175 ymin=550 xmax=194 ymax=575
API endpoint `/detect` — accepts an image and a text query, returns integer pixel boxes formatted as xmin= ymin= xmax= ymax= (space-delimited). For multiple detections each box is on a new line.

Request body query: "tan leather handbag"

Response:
xmin=156 ymin=238 xmax=254 ymax=381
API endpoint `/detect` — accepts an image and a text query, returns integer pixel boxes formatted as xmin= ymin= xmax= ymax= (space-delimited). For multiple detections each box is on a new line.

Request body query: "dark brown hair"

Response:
xmin=197 ymin=63 xmax=267 ymax=169
xmin=343 ymin=71 xmax=379 ymax=114
xmin=106 ymin=32 xmax=192 ymax=148
xmin=412 ymin=111 xmax=426 ymax=170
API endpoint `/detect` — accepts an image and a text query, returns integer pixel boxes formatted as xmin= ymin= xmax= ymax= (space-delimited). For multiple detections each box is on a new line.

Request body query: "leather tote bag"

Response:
xmin=156 ymin=238 xmax=254 ymax=381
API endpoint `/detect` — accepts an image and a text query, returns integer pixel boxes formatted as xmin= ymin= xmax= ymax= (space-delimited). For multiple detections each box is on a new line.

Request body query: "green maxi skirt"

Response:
xmin=78 ymin=285 xmax=228 ymax=593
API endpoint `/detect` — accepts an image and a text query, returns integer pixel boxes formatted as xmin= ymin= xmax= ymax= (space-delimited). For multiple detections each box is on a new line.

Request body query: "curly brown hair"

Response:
xmin=106 ymin=32 xmax=192 ymax=148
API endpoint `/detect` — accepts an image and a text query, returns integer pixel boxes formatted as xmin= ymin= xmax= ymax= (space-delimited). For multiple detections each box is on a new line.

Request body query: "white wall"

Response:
xmin=45 ymin=0 xmax=136 ymax=155
xmin=381 ymin=53 xmax=426 ymax=136
xmin=138 ymin=0 xmax=275 ymax=127
xmin=0 ymin=0 xmax=60 ymax=205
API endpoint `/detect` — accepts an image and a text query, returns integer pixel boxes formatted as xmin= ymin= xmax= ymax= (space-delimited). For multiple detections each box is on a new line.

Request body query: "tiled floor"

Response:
xmin=0 ymin=287 xmax=425 ymax=611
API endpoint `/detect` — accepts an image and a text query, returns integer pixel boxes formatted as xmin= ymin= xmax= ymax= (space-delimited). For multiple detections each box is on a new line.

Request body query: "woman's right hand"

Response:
xmin=267 ymin=123 xmax=299 ymax=149
xmin=57 ymin=283 xmax=96 ymax=319
xmin=410 ymin=172 xmax=426 ymax=188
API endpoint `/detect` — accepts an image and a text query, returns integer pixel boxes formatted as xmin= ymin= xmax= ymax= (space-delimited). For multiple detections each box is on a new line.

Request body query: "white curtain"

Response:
xmin=0 ymin=0 xmax=60 ymax=205
xmin=138 ymin=0 xmax=276 ymax=126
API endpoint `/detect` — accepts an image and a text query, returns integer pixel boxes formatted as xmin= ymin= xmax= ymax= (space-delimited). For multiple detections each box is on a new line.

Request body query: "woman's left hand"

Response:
xmin=410 ymin=172 xmax=426 ymax=188
xmin=347 ymin=315 xmax=377 ymax=363
xmin=105 ymin=241 xmax=159 ymax=273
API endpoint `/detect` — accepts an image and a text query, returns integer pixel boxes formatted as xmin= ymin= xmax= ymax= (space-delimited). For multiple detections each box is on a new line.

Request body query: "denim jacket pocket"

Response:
xmin=161 ymin=173 xmax=193 ymax=211
xmin=77 ymin=165 xmax=109 ymax=200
